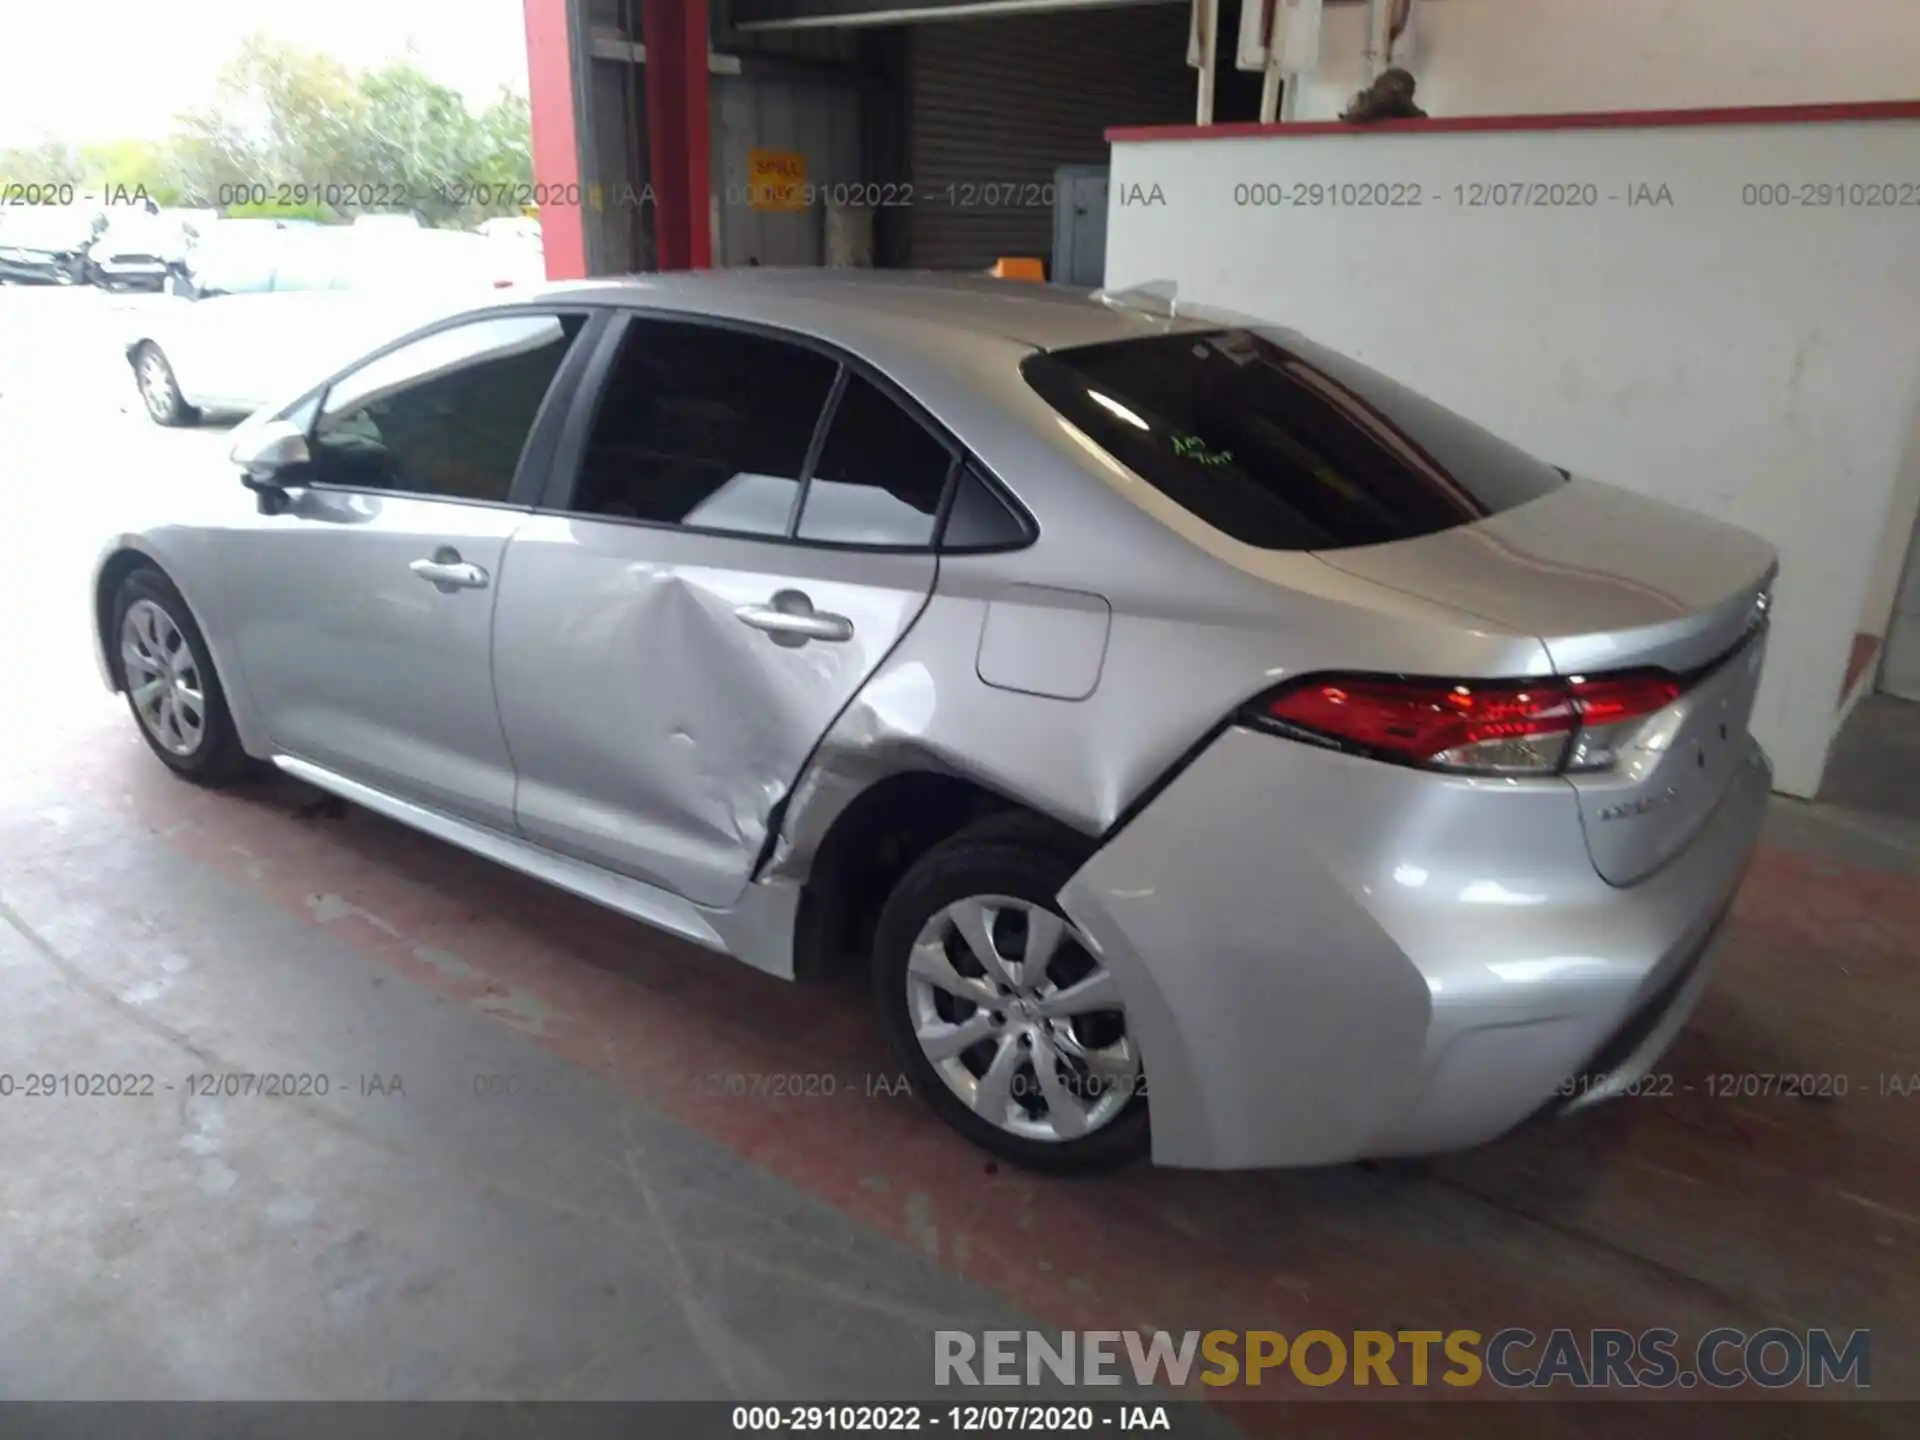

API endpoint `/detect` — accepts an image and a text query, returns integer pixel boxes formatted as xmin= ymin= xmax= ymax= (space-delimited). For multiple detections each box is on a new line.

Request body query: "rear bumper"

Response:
xmin=94 ymin=258 xmax=168 ymax=285
xmin=1057 ymin=727 xmax=1769 ymax=1170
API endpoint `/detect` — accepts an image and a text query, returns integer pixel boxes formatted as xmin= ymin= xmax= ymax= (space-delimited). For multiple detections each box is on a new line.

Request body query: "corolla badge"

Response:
xmin=1598 ymin=786 xmax=1679 ymax=821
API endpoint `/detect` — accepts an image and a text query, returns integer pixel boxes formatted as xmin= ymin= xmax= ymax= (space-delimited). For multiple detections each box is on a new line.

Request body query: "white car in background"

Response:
xmin=85 ymin=207 xmax=208 ymax=292
xmin=479 ymin=215 xmax=543 ymax=258
xmin=127 ymin=223 xmax=546 ymax=425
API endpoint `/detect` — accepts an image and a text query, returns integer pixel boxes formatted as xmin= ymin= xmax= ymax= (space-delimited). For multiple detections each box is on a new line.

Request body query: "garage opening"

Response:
xmin=574 ymin=0 xmax=1263 ymax=281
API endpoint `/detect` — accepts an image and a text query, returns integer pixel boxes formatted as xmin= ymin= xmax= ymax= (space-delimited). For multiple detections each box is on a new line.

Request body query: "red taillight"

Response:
xmin=1260 ymin=669 xmax=1681 ymax=775
xmin=1567 ymin=673 xmax=1681 ymax=724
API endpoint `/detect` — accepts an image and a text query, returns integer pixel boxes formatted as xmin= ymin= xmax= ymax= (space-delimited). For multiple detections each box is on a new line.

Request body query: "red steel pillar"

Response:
xmin=521 ymin=0 xmax=587 ymax=280
xmin=642 ymin=0 xmax=714 ymax=270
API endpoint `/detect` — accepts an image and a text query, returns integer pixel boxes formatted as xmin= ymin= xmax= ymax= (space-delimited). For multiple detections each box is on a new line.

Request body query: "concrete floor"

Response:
xmin=2 ymin=288 xmax=1917 ymax=1432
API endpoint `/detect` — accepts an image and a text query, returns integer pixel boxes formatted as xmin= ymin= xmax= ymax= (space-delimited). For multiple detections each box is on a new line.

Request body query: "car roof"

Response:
xmin=519 ymin=268 xmax=1220 ymax=354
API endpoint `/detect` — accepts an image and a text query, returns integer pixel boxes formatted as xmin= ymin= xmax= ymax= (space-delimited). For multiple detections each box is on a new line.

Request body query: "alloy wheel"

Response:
xmin=905 ymin=895 xmax=1140 ymax=1143
xmin=138 ymin=350 xmax=177 ymax=421
xmin=121 ymin=599 xmax=207 ymax=756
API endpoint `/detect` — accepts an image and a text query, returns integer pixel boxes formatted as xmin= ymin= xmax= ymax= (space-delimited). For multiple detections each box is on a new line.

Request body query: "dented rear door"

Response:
xmin=490 ymin=314 xmax=947 ymax=909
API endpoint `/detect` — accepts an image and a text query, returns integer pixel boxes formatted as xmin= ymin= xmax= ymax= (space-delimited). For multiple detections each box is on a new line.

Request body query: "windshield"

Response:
xmin=1022 ymin=329 xmax=1568 ymax=552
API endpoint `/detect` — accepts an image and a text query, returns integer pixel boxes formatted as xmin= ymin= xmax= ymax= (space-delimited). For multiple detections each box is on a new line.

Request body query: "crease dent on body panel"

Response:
xmin=760 ymin=659 xmax=969 ymax=881
xmin=752 ymin=573 xmax=948 ymax=884
xmin=758 ymin=648 xmax=1128 ymax=885
xmin=639 ymin=566 xmax=799 ymax=856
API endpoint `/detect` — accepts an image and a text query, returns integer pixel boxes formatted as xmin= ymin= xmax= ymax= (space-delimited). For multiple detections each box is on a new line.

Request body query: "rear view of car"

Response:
xmin=1032 ymin=325 xmax=1774 ymax=1168
xmin=85 ymin=209 xmax=186 ymax=292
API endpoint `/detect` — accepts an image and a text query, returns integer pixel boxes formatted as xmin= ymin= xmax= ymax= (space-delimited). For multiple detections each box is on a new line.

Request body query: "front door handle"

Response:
xmin=735 ymin=589 xmax=854 ymax=647
xmin=409 ymin=547 xmax=490 ymax=592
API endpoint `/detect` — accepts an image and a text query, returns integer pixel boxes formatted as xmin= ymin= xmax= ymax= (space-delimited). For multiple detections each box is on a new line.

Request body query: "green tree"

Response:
xmin=348 ymin=66 xmax=533 ymax=224
xmin=169 ymin=34 xmax=367 ymax=206
xmin=159 ymin=35 xmax=533 ymax=226
xmin=79 ymin=139 xmax=185 ymax=207
xmin=0 ymin=137 xmax=83 ymax=190
xmin=8 ymin=35 xmax=533 ymax=226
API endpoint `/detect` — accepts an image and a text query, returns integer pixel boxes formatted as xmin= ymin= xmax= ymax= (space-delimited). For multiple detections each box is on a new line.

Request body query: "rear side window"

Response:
xmin=942 ymin=466 xmax=1031 ymax=550
xmin=796 ymin=374 xmax=952 ymax=547
xmin=571 ymin=319 xmax=838 ymax=538
xmin=1021 ymin=330 xmax=1566 ymax=551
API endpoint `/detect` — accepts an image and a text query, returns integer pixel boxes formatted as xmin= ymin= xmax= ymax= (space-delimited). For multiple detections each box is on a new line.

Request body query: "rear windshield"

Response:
xmin=1022 ymin=329 xmax=1566 ymax=551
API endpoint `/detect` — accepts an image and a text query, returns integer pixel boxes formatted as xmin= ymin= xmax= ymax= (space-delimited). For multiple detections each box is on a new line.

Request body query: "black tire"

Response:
xmin=872 ymin=812 xmax=1150 ymax=1175
xmin=132 ymin=341 xmax=199 ymax=427
xmin=110 ymin=567 xmax=252 ymax=786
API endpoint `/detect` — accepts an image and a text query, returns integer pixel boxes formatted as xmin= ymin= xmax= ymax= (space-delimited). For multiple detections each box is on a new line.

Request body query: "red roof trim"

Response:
xmin=1106 ymin=99 xmax=1920 ymax=144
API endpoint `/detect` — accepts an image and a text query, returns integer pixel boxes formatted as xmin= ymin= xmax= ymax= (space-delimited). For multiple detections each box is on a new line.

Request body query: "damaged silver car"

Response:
xmin=90 ymin=270 xmax=1777 ymax=1173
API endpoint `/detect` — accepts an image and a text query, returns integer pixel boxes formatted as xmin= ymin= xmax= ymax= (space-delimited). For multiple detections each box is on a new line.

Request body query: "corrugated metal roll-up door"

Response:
xmin=712 ymin=74 xmax=865 ymax=268
xmin=903 ymin=5 xmax=1192 ymax=273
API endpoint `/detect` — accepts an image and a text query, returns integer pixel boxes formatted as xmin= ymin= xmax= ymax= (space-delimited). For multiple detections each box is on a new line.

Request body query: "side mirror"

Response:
xmin=231 ymin=420 xmax=311 ymax=514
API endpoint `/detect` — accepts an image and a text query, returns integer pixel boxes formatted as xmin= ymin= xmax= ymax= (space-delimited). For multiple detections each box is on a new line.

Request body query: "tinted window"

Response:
xmin=796 ymin=375 xmax=951 ymax=546
xmin=571 ymin=320 xmax=838 ymax=537
xmin=310 ymin=312 xmax=584 ymax=502
xmin=1022 ymin=330 xmax=1567 ymax=551
xmin=942 ymin=466 xmax=1031 ymax=550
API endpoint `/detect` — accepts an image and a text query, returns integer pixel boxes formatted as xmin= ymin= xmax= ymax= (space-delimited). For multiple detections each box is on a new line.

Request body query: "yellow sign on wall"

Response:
xmin=747 ymin=149 xmax=808 ymax=212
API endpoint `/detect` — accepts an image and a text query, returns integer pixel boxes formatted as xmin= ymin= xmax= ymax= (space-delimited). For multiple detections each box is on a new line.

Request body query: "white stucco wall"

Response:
xmin=1104 ymin=114 xmax=1920 ymax=796
xmin=1292 ymin=0 xmax=1920 ymax=120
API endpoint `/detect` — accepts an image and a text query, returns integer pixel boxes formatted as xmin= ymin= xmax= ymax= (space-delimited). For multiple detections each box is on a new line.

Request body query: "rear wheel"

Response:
xmin=133 ymin=342 xmax=198 ymax=426
xmin=873 ymin=815 xmax=1149 ymax=1174
xmin=111 ymin=567 xmax=250 ymax=785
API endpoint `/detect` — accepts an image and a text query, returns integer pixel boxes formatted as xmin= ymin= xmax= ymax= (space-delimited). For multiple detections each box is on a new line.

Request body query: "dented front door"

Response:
xmin=491 ymin=517 xmax=936 ymax=908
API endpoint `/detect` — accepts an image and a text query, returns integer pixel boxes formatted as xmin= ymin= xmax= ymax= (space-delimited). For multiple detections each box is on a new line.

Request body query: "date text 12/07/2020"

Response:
xmin=1554 ymin=1071 xmax=1920 ymax=1100
xmin=210 ymin=181 xmax=584 ymax=211
xmin=0 ymin=1072 xmax=407 ymax=1099
xmin=1222 ymin=181 xmax=1679 ymax=209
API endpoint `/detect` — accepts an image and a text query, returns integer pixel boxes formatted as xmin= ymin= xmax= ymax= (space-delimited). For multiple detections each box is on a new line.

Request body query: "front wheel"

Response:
xmin=872 ymin=814 xmax=1149 ymax=1174
xmin=111 ymin=567 xmax=251 ymax=785
xmin=133 ymin=342 xmax=199 ymax=426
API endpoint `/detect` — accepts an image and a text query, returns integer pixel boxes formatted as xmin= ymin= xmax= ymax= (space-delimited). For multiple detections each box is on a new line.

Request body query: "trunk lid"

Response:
xmin=1314 ymin=477 xmax=1776 ymax=885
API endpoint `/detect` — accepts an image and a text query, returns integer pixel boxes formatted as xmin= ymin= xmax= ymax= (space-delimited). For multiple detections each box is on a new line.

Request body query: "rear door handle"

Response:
xmin=409 ymin=548 xmax=490 ymax=592
xmin=735 ymin=589 xmax=854 ymax=647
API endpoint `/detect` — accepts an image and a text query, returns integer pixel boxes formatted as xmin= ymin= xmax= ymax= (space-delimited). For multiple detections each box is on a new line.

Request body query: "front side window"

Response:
xmin=1022 ymin=330 xmax=1567 ymax=551
xmin=309 ymin=312 xmax=585 ymax=503
xmin=571 ymin=319 xmax=839 ymax=538
xmin=795 ymin=374 xmax=952 ymax=547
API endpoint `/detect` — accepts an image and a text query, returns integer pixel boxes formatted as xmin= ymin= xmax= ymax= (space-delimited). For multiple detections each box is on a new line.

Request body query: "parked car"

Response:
xmin=479 ymin=215 xmax=543 ymax=259
xmin=127 ymin=224 xmax=546 ymax=424
xmin=89 ymin=271 xmax=1777 ymax=1173
xmin=84 ymin=206 xmax=191 ymax=291
xmin=165 ymin=217 xmax=321 ymax=299
xmin=0 ymin=204 xmax=99 ymax=285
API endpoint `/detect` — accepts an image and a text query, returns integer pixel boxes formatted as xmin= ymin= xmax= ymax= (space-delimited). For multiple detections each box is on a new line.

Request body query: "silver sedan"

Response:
xmin=88 ymin=270 xmax=1776 ymax=1172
